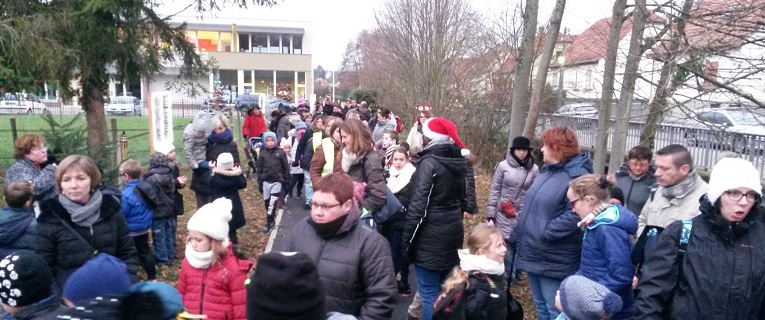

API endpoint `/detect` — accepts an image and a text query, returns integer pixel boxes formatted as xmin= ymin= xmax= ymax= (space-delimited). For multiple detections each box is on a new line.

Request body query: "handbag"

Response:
xmin=371 ymin=187 xmax=404 ymax=225
xmin=500 ymin=200 xmax=517 ymax=218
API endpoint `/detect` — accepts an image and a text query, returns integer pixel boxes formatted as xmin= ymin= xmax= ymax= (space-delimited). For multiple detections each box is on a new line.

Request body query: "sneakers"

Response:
xmin=303 ymin=203 xmax=311 ymax=210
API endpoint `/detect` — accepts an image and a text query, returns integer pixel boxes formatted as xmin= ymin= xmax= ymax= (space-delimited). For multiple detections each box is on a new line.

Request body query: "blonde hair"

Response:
xmin=569 ymin=174 xmax=616 ymax=202
xmin=118 ymin=159 xmax=143 ymax=179
xmin=212 ymin=114 xmax=230 ymax=129
xmin=56 ymin=155 xmax=101 ymax=192
xmin=441 ymin=224 xmax=504 ymax=294
xmin=186 ymin=234 xmax=229 ymax=264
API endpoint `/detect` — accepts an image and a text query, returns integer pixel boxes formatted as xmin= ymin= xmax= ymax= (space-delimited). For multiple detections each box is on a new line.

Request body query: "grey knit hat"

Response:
xmin=559 ymin=275 xmax=622 ymax=320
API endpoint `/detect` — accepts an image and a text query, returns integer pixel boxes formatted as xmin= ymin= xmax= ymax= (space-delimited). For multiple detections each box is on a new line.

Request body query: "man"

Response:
xmin=614 ymin=146 xmax=657 ymax=215
xmin=285 ymin=173 xmax=396 ymax=320
xmin=358 ymin=101 xmax=371 ymax=123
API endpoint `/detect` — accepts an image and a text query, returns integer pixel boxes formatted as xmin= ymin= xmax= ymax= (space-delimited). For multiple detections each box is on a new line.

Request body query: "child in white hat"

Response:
xmin=208 ymin=152 xmax=247 ymax=245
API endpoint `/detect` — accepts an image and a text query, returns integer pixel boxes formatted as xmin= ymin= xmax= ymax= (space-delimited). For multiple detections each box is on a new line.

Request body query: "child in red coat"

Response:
xmin=177 ymin=198 xmax=253 ymax=320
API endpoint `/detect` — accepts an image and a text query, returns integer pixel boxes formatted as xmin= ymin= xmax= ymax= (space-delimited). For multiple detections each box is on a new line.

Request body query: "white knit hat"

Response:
xmin=707 ymin=157 xmax=762 ymax=204
xmin=187 ymin=198 xmax=232 ymax=245
xmin=217 ymin=152 xmax=234 ymax=170
xmin=154 ymin=141 xmax=175 ymax=156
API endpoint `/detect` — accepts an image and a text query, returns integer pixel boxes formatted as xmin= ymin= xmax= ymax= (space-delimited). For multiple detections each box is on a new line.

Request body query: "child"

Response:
xmin=145 ymin=152 xmax=177 ymax=270
xmin=381 ymin=129 xmax=400 ymax=169
xmin=208 ymin=152 xmax=247 ymax=245
xmin=256 ymin=132 xmax=290 ymax=234
xmin=434 ymin=223 xmax=508 ymax=319
xmin=281 ymin=139 xmax=304 ymax=199
xmin=61 ymin=253 xmax=131 ymax=307
xmin=0 ymin=181 xmax=36 ymax=258
xmin=555 ymin=275 xmax=623 ymax=320
xmin=118 ymin=159 xmax=157 ymax=280
xmin=0 ymin=251 xmax=65 ymax=319
xmin=177 ymin=198 xmax=253 ymax=320
xmin=384 ymin=146 xmax=416 ymax=296
xmin=156 ymin=142 xmax=188 ymax=255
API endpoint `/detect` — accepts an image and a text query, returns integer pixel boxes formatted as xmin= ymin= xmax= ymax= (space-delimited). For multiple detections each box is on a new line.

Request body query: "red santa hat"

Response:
xmin=422 ymin=118 xmax=470 ymax=157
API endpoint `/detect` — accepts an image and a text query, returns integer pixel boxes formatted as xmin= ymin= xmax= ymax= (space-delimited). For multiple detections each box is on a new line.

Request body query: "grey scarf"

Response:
xmin=662 ymin=170 xmax=699 ymax=199
xmin=424 ymin=139 xmax=453 ymax=150
xmin=59 ymin=190 xmax=102 ymax=228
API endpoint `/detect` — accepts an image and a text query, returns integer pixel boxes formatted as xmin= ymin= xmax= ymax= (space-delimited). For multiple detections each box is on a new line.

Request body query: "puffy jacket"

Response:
xmin=434 ymin=271 xmax=507 ymax=320
xmin=0 ymin=206 xmax=36 ymax=258
xmin=178 ymin=245 xmax=253 ymax=320
xmin=637 ymin=173 xmax=707 ymax=235
xmin=578 ymin=204 xmax=638 ymax=319
xmin=256 ymin=146 xmax=290 ymax=184
xmin=241 ymin=113 xmax=267 ymax=139
xmin=194 ymin=129 xmax=240 ymax=194
xmin=285 ymin=206 xmax=397 ymax=320
xmin=336 ymin=149 xmax=388 ymax=212
xmin=486 ymin=151 xmax=539 ymax=239
xmin=615 ymin=164 xmax=657 ymax=215
xmin=635 ymin=197 xmax=765 ymax=319
xmin=209 ymin=167 xmax=248 ymax=230
xmin=512 ymin=152 xmax=592 ymax=280
xmin=13 ymin=295 xmax=67 ymax=320
xmin=35 ymin=195 xmax=138 ymax=289
xmin=144 ymin=166 xmax=176 ymax=220
xmin=403 ymin=143 xmax=467 ymax=271
xmin=183 ymin=123 xmax=208 ymax=169
xmin=310 ymin=139 xmax=340 ymax=183
xmin=5 ymin=157 xmax=57 ymax=201
xmin=276 ymin=115 xmax=293 ymax=141
xmin=464 ymin=165 xmax=478 ymax=215
xmin=296 ymin=128 xmax=316 ymax=169
xmin=372 ymin=119 xmax=396 ymax=142
xmin=172 ymin=164 xmax=185 ymax=216
xmin=120 ymin=180 xmax=153 ymax=233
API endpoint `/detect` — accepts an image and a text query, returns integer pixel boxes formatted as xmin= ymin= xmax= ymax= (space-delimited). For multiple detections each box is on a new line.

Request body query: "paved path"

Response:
xmin=266 ymin=193 xmax=417 ymax=320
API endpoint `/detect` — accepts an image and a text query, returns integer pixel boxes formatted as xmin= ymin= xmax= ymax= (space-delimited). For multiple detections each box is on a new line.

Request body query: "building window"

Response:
xmin=186 ymin=31 xmax=198 ymax=50
xmin=268 ymin=34 xmax=281 ymax=53
xmin=276 ymin=71 xmax=293 ymax=102
xmin=282 ymin=35 xmax=291 ymax=54
xmin=297 ymin=72 xmax=306 ymax=86
xmin=293 ymin=35 xmax=303 ymax=54
xmin=239 ymin=34 xmax=250 ymax=52
xmin=236 ymin=32 xmax=303 ymax=54
xmin=197 ymin=31 xmax=220 ymax=52
xmin=220 ymin=32 xmax=232 ymax=52
xmin=252 ymin=34 xmax=268 ymax=53
xmin=254 ymin=70 xmax=273 ymax=95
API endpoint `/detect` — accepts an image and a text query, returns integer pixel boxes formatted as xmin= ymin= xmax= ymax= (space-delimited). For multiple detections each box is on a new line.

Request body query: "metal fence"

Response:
xmin=35 ymin=100 xmax=210 ymax=118
xmin=541 ymin=115 xmax=765 ymax=179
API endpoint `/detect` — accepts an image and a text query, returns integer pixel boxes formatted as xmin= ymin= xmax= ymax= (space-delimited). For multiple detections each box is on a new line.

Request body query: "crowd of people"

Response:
xmin=2 ymin=95 xmax=765 ymax=320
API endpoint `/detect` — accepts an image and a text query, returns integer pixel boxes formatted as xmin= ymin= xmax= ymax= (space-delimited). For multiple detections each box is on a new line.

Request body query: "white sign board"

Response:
xmin=150 ymin=92 xmax=173 ymax=152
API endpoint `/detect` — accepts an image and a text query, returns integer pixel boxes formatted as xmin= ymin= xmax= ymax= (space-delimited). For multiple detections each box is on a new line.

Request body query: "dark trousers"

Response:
xmin=133 ymin=232 xmax=157 ymax=280
xmin=229 ymin=228 xmax=238 ymax=245
xmin=289 ymin=173 xmax=304 ymax=196
xmin=195 ymin=192 xmax=215 ymax=210
xmin=382 ymin=226 xmax=409 ymax=286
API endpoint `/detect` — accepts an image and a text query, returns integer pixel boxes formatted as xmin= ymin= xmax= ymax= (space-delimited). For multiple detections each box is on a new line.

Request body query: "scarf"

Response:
xmin=458 ymin=249 xmax=505 ymax=275
xmin=208 ymin=128 xmax=233 ymax=143
xmin=341 ymin=149 xmax=362 ymax=172
xmin=662 ymin=170 xmax=699 ymax=199
xmin=308 ymin=213 xmax=349 ymax=239
xmin=424 ymin=139 xmax=453 ymax=151
xmin=185 ymin=246 xmax=214 ymax=269
xmin=387 ymin=163 xmax=416 ymax=194
xmin=60 ymin=190 xmax=102 ymax=228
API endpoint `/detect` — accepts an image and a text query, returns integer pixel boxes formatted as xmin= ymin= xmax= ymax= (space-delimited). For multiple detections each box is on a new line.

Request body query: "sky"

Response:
xmin=157 ymin=0 xmax=618 ymax=70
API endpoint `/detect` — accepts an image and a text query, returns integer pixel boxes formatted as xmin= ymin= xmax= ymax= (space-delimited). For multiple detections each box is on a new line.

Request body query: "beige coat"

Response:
xmin=638 ymin=174 xmax=708 ymax=235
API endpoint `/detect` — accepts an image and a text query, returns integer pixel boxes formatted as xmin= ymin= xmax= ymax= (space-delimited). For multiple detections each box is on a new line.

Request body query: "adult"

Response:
xmin=358 ymin=101 xmax=372 ymax=123
xmin=511 ymin=127 xmax=593 ymax=320
xmin=297 ymin=115 xmax=325 ymax=210
xmin=486 ymin=136 xmax=539 ymax=284
xmin=337 ymin=118 xmax=387 ymax=215
xmin=207 ymin=114 xmax=240 ymax=172
xmin=614 ymin=146 xmax=656 ymax=215
xmin=402 ymin=118 xmax=469 ymax=320
xmin=5 ymin=134 xmax=57 ymax=201
xmin=241 ymin=103 xmax=267 ymax=141
xmin=285 ymin=173 xmax=396 ymax=319
xmin=323 ymin=100 xmax=335 ymax=116
xmin=34 ymin=155 xmax=138 ymax=289
xmin=184 ymin=111 xmax=212 ymax=209
xmin=405 ymin=105 xmax=434 ymax=150
xmin=635 ymin=157 xmax=765 ymax=319
xmin=309 ymin=116 xmax=341 ymax=184
xmin=371 ymin=108 xmax=397 ymax=143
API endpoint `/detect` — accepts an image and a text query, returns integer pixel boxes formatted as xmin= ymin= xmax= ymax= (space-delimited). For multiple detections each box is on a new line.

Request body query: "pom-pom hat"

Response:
xmin=559 ymin=275 xmax=622 ymax=320
xmin=247 ymin=252 xmax=325 ymax=320
xmin=422 ymin=118 xmax=470 ymax=157
xmin=217 ymin=152 xmax=234 ymax=170
xmin=707 ymin=157 xmax=762 ymax=205
xmin=187 ymin=198 xmax=233 ymax=247
xmin=0 ymin=250 xmax=53 ymax=307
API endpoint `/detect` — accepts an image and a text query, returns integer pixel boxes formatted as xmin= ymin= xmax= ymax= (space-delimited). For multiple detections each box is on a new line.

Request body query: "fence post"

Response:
xmin=10 ymin=118 xmax=17 ymax=143
xmin=111 ymin=118 xmax=119 ymax=165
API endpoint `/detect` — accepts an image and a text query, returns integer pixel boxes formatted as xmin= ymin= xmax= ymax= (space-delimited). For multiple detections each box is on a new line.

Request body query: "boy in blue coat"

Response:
xmin=0 ymin=181 xmax=36 ymax=258
xmin=119 ymin=159 xmax=157 ymax=280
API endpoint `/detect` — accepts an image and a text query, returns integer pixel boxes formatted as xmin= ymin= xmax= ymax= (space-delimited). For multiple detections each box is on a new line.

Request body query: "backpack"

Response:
xmin=632 ymin=219 xmax=693 ymax=276
xmin=395 ymin=115 xmax=404 ymax=133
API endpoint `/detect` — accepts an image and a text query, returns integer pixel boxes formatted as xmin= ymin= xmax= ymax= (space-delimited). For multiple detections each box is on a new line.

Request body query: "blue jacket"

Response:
xmin=121 ymin=180 xmax=153 ymax=233
xmin=578 ymin=204 xmax=638 ymax=319
xmin=0 ymin=206 xmax=36 ymax=257
xmin=513 ymin=152 xmax=593 ymax=279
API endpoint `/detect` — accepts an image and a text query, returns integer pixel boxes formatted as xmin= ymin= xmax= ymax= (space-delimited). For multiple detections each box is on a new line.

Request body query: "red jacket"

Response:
xmin=242 ymin=113 xmax=267 ymax=140
xmin=177 ymin=245 xmax=253 ymax=320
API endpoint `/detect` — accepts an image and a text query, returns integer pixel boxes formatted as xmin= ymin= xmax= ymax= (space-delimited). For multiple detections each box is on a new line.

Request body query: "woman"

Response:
xmin=309 ymin=116 xmax=341 ymax=184
xmin=511 ymin=127 xmax=592 ymax=320
xmin=372 ymin=107 xmax=397 ymax=143
xmin=5 ymin=134 xmax=57 ymax=201
xmin=336 ymin=118 xmax=387 ymax=215
xmin=636 ymin=157 xmax=765 ymax=319
xmin=241 ymin=104 xmax=267 ymax=141
xmin=486 ymin=136 xmax=539 ymax=285
xmin=406 ymin=105 xmax=434 ymax=150
xmin=34 ymin=155 xmax=138 ymax=289
xmin=384 ymin=146 xmax=416 ymax=296
xmin=296 ymin=115 xmax=324 ymax=210
xmin=207 ymin=114 xmax=240 ymax=170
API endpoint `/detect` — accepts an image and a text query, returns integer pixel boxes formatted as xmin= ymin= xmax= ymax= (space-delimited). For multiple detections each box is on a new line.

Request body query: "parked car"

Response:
xmin=681 ymin=107 xmax=765 ymax=152
xmin=0 ymin=93 xmax=49 ymax=115
xmin=105 ymin=96 xmax=142 ymax=116
xmin=556 ymin=103 xmax=598 ymax=117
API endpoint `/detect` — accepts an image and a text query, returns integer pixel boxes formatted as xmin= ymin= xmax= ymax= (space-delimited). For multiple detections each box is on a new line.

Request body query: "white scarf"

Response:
xmin=458 ymin=249 xmax=505 ymax=275
xmin=185 ymin=246 xmax=214 ymax=269
xmin=341 ymin=149 xmax=362 ymax=172
xmin=387 ymin=163 xmax=416 ymax=194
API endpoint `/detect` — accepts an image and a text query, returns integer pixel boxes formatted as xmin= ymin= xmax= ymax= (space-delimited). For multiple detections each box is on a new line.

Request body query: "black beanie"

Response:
xmin=247 ymin=252 xmax=325 ymax=320
xmin=609 ymin=187 xmax=625 ymax=206
xmin=0 ymin=251 xmax=53 ymax=307
xmin=510 ymin=136 xmax=532 ymax=150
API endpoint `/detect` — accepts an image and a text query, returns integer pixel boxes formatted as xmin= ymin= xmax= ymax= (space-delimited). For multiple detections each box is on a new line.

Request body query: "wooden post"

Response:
xmin=10 ymin=118 xmax=18 ymax=143
xmin=111 ymin=118 xmax=119 ymax=165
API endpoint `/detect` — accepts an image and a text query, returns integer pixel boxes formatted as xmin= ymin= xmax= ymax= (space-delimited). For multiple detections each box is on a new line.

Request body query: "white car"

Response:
xmin=682 ymin=107 xmax=765 ymax=152
xmin=0 ymin=93 xmax=48 ymax=115
xmin=106 ymin=96 xmax=142 ymax=116
xmin=556 ymin=103 xmax=598 ymax=117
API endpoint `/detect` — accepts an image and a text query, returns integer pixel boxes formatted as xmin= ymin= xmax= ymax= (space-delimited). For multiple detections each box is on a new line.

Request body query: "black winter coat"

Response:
xmin=295 ymin=128 xmax=314 ymax=169
xmin=256 ymin=146 xmax=290 ymax=183
xmin=144 ymin=166 xmax=176 ymax=219
xmin=341 ymin=149 xmax=387 ymax=212
xmin=209 ymin=167 xmax=248 ymax=230
xmin=434 ymin=271 xmax=507 ymax=320
xmin=192 ymin=134 xmax=240 ymax=194
xmin=635 ymin=197 xmax=765 ymax=320
xmin=464 ymin=165 xmax=478 ymax=214
xmin=403 ymin=144 xmax=467 ymax=271
xmin=35 ymin=195 xmax=138 ymax=289
xmin=172 ymin=164 xmax=185 ymax=215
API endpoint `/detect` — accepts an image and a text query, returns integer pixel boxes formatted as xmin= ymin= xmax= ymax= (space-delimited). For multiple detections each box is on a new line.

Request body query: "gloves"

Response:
xmin=292 ymin=160 xmax=300 ymax=167
xmin=197 ymin=161 xmax=209 ymax=170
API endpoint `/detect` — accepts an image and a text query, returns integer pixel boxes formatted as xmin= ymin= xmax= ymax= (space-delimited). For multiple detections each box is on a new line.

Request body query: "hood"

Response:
xmin=184 ymin=123 xmax=208 ymax=141
xmin=418 ymin=144 xmax=467 ymax=176
xmin=544 ymin=152 xmax=593 ymax=178
xmin=212 ymin=166 xmax=243 ymax=177
xmin=588 ymin=204 xmax=639 ymax=235
xmin=699 ymin=194 xmax=761 ymax=243
xmin=505 ymin=149 xmax=534 ymax=170
xmin=0 ymin=207 xmax=34 ymax=245
xmin=146 ymin=165 xmax=172 ymax=177
xmin=614 ymin=163 xmax=656 ymax=183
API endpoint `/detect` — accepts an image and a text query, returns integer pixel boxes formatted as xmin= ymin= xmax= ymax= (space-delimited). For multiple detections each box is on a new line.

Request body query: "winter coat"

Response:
xmin=209 ymin=167 xmax=248 ymax=230
xmin=144 ymin=166 xmax=176 ymax=220
xmin=372 ymin=119 xmax=396 ymax=142
xmin=285 ymin=207 xmax=397 ymax=320
xmin=183 ymin=123 xmax=209 ymax=169
xmin=635 ymin=197 xmax=765 ymax=320
xmin=276 ymin=114 xmax=293 ymax=141
xmin=0 ymin=206 xmax=36 ymax=258
xmin=120 ymin=180 xmax=153 ymax=233
xmin=5 ymin=157 xmax=57 ymax=201
xmin=403 ymin=143 xmax=468 ymax=271
xmin=195 ymin=129 xmax=240 ymax=194
xmin=434 ymin=271 xmax=507 ymax=320
xmin=301 ymin=136 xmax=317 ymax=170
xmin=178 ymin=245 xmax=253 ymax=320
xmin=384 ymin=163 xmax=416 ymax=230
xmin=578 ymin=204 xmax=638 ymax=319
xmin=512 ymin=152 xmax=593 ymax=280
xmin=614 ymin=164 xmax=657 ymax=215
xmin=241 ymin=113 xmax=267 ymax=139
xmin=256 ymin=146 xmax=290 ymax=184
xmin=296 ymin=128 xmax=314 ymax=169
xmin=336 ymin=149 xmax=388 ymax=212
xmin=14 ymin=295 xmax=67 ymax=320
xmin=35 ymin=195 xmax=138 ymax=289
xmin=486 ymin=152 xmax=539 ymax=239
xmin=464 ymin=165 xmax=478 ymax=215
xmin=637 ymin=174 xmax=707 ymax=235
xmin=171 ymin=164 xmax=185 ymax=216
xmin=310 ymin=138 xmax=340 ymax=183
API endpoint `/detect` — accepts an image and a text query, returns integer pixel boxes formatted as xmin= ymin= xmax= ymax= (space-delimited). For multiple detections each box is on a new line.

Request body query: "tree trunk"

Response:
xmin=592 ymin=0 xmax=627 ymax=174
xmin=524 ymin=0 xmax=566 ymax=138
xmin=85 ymin=87 xmax=109 ymax=158
xmin=507 ymin=0 xmax=539 ymax=143
xmin=608 ymin=0 xmax=648 ymax=172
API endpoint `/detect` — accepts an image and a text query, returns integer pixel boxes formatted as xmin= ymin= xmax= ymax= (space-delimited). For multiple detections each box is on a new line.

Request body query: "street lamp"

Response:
xmin=557 ymin=55 xmax=566 ymax=109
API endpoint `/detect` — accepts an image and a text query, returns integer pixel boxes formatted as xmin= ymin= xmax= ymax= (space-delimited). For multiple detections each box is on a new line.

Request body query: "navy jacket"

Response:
xmin=512 ymin=152 xmax=593 ymax=279
xmin=578 ymin=204 xmax=638 ymax=319
xmin=0 ymin=206 xmax=36 ymax=257
xmin=120 ymin=180 xmax=153 ymax=233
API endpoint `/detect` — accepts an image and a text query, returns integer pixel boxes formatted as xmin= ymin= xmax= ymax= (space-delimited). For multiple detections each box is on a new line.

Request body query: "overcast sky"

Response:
xmin=158 ymin=0 xmax=617 ymax=70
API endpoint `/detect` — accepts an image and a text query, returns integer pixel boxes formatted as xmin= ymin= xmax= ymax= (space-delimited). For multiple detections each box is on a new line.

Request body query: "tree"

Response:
xmin=314 ymin=65 xmax=327 ymax=79
xmin=507 ymin=0 xmax=540 ymax=141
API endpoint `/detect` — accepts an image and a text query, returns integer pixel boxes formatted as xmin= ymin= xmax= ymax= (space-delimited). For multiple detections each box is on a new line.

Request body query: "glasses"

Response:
xmin=310 ymin=201 xmax=342 ymax=211
xmin=725 ymin=190 xmax=760 ymax=203
xmin=568 ymin=198 xmax=580 ymax=209
xmin=31 ymin=145 xmax=47 ymax=153
xmin=416 ymin=104 xmax=431 ymax=112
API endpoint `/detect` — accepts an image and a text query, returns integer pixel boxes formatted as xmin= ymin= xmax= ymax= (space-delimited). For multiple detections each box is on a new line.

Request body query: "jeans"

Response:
xmin=133 ymin=232 xmax=157 ymax=279
xmin=415 ymin=265 xmax=451 ymax=320
xmin=505 ymin=239 xmax=520 ymax=285
xmin=382 ymin=227 xmax=409 ymax=287
xmin=527 ymin=273 xmax=563 ymax=320
xmin=152 ymin=217 xmax=176 ymax=265
xmin=303 ymin=170 xmax=313 ymax=205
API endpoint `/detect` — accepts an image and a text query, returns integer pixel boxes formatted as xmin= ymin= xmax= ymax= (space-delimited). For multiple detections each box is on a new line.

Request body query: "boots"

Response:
xmin=261 ymin=198 xmax=276 ymax=234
